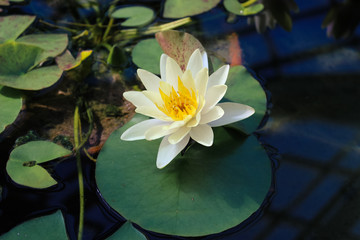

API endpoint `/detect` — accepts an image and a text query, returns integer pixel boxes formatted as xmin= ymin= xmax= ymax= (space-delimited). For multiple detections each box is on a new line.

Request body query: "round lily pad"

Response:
xmin=111 ymin=6 xmax=155 ymax=27
xmin=96 ymin=114 xmax=271 ymax=236
xmin=224 ymin=65 xmax=267 ymax=134
xmin=0 ymin=86 xmax=22 ymax=134
xmin=108 ymin=221 xmax=147 ymax=240
xmin=132 ymin=38 xmax=162 ymax=75
xmin=6 ymin=141 xmax=72 ymax=188
xmin=0 ymin=210 xmax=67 ymax=239
xmin=163 ymin=0 xmax=221 ymax=18
xmin=0 ymin=15 xmax=35 ymax=44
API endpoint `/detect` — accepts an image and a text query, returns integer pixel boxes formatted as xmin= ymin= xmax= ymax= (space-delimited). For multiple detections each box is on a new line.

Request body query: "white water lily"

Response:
xmin=121 ymin=49 xmax=255 ymax=169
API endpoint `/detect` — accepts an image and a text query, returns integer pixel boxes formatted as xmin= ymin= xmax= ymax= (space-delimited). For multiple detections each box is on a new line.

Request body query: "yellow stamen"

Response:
xmin=157 ymin=76 xmax=198 ymax=121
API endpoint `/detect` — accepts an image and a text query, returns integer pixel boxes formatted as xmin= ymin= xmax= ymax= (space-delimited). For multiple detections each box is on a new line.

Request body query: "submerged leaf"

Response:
xmin=96 ymin=114 xmax=271 ymax=236
xmin=224 ymin=65 xmax=267 ymax=134
xmin=163 ymin=0 xmax=221 ymax=18
xmin=132 ymin=38 xmax=163 ymax=74
xmin=111 ymin=6 xmax=155 ymax=27
xmin=0 ymin=211 xmax=68 ymax=239
xmin=0 ymin=86 xmax=22 ymax=134
xmin=0 ymin=15 xmax=35 ymax=43
xmin=108 ymin=221 xmax=147 ymax=240
xmin=155 ymin=30 xmax=204 ymax=71
xmin=6 ymin=141 xmax=71 ymax=188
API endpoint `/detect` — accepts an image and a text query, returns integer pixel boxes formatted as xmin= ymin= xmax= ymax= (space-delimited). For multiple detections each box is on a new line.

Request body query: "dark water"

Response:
xmin=1 ymin=0 xmax=360 ymax=239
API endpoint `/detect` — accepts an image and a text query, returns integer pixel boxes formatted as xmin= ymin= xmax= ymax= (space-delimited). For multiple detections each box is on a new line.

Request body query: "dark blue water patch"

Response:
xmin=239 ymin=33 xmax=271 ymax=66
xmin=297 ymin=0 xmax=330 ymax=12
xmin=351 ymin=219 xmax=360 ymax=237
xmin=337 ymin=148 xmax=360 ymax=170
xmin=269 ymin=14 xmax=336 ymax=58
xmin=266 ymin=222 xmax=300 ymax=240
xmin=269 ymin=161 xmax=317 ymax=212
xmin=291 ymin=174 xmax=345 ymax=221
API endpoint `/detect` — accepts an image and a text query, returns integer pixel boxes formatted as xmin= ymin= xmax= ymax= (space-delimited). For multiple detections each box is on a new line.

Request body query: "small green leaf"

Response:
xmin=0 ymin=15 xmax=35 ymax=43
xmin=16 ymin=34 xmax=68 ymax=62
xmin=56 ymin=49 xmax=92 ymax=71
xmin=224 ymin=65 xmax=267 ymax=134
xmin=0 ymin=211 xmax=68 ymax=239
xmin=107 ymin=45 xmax=127 ymax=69
xmin=111 ymin=6 xmax=155 ymax=27
xmin=155 ymin=30 xmax=204 ymax=71
xmin=0 ymin=86 xmax=22 ymax=134
xmin=6 ymin=141 xmax=71 ymax=188
xmin=132 ymin=39 xmax=163 ymax=75
xmin=243 ymin=4 xmax=264 ymax=15
xmin=223 ymin=0 xmax=245 ymax=15
xmin=163 ymin=0 xmax=221 ymax=18
xmin=96 ymin=114 xmax=271 ymax=236
xmin=108 ymin=221 xmax=147 ymax=240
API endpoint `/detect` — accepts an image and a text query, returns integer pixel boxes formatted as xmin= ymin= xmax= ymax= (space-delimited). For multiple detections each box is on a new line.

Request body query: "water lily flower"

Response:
xmin=121 ymin=49 xmax=255 ymax=169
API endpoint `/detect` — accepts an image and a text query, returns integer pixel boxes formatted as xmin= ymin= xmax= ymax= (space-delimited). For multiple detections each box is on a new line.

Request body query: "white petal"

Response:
xmin=203 ymin=85 xmax=227 ymax=114
xmin=136 ymin=106 xmax=172 ymax=121
xmin=160 ymin=54 xmax=168 ymax=82
xmin=208 ymin=65 xmax=230 ymax=89
xmin=182 ymin=69 xmax=196 ymax=91
xmin=123 ymin=91 xmax=155 ymax=108
xmin=121 ymin=119 xmax=165 ymax=141
xmin=166 ymin=56 xmax=183 ymax=90
xmin=195 ymin=68 xmax=209 ymax=98
xmin=168 ymin=127 xmax=191 ymax=144
xmin=208 ymin=102 xmax=255 ymax=127
xmin=145 ymin=124 xmax=178 ymax=140
xmin=156 ymin=135 xmax=190 ymax=169
xmin=186 ymin=49 xmax=203 ymax=78
xmin=142 ymin=90 xmax=162 ymax=106
xmin=137 ymin=69 xmax=161 ymax=91
xmin=199 ymin=106 xmax=224 ymax=124
xmin=189 ymin=124 xmax=214 ymax=147
xmin=202 ymin=51 xmax=209 ymax=69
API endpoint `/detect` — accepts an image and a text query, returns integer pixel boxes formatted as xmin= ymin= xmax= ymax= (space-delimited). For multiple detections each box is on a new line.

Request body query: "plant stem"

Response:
xmin=242 ymin=0 xmax=257 ymax=7
xmin=74 ymin=105 xmax=84 ymax=240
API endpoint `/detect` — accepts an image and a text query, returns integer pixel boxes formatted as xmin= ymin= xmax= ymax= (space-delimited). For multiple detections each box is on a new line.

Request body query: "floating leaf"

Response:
xmin=0 ymin=15 xmax=35 ymax=44
xmin=0 ymin=210 xmax=68 ymax=239
xmin=107 ymin=45 xmax=127 ymax=69
xmin=96 ymin=114 xmax=271 ymax=236
xmin=132 ymin=38 xmax=163 ymax=75
xmin=6 ymin=141 xmax=71 ymax=188
xmin=155 ymin=30 xmax=204 ymax=71
xmin=224 ymin=65 xmax=267 ymax=134
xmin=224 ymin=0 xmax=263 ymax=16
xmin=16 ymin=34 xmax=68 ymax=61
xmin=0 ymin=86 xmax=22 ymax=134
xmin=108 ymin=221 xmax=147 ymax=240
xmin=111 ymin=6 xmax=155 ymax=27
xmin=0 ymin=0 xmax=9 ymax=6
xmin=163 ymin=0 xmax=221 ymax=18
xmin=0 ymin=42 xmax=63 ymax=90
xmin=56 ymin=49 xmax=92 ymax=71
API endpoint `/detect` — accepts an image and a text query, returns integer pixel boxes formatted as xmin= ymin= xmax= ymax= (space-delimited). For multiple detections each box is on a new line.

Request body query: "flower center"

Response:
xmin=157 ymin=76 xmax=198 ymax=121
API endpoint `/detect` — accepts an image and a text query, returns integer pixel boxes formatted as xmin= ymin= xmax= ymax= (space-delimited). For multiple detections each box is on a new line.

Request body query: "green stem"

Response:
xmin=242 ymin=0 xmax=257 ymax=7
xmin=74 ymin=105 xmax=84 ymax=240
xmin=102 ymin=17 xmax=114 ymax=42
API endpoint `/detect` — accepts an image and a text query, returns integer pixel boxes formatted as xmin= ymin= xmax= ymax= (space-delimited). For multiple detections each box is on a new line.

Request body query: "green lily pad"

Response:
xmin=0 ymin=210 xmax=67 ymax=239
xmin=0 ymin=15 xmax=35 ymax=44
xmin=224 ymin=65 xmax=267 ymax=134
xmin=6 ymin=141 xmax=72 ymax=188
xmin=224 ymin=0 xmax=264 ymax=16
xmin=96 ymin=114 xmax=271 ymax=236
xmin=132 ymin=38 xmax=163 ymax=75
xmin=0 ymin=42 xmax=63 ymax=90
xmin=163 ymin=0 xmax=221 ymax=18
xmin=108 ymin=221 xmax=147 ymax=240
xmin=16 ymin=34 xmax=68 ymax=62
xmin=155 ymin=30 xmax=204 ymax=71
xmin=111 ymin=6 xmax=155 ymax=27
xmin=0 ymin=86 xmax=22 ymax=134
